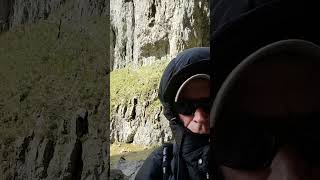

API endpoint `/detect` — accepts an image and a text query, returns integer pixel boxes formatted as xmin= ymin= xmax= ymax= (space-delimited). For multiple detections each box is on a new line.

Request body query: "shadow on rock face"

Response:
xmin=110 ymin=169 xmax=129 ymax=180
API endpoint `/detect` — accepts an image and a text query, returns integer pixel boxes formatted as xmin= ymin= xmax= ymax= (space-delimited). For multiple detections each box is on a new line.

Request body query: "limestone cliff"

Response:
xmin=109 ymin=61 xmax=173 ymax=147
xmin=110 ymin=0 xmax=210 ymax=69
xmin=0 ymin=0 xmax=12 ymax=31
xmin=0 ymin=0 xmax=109 ymax=179
xmin=12 ymin=109 xmax=109 ymax=180
xmin=0 ymin=0 xmax=108 ymax=32
xmin=110 ymin=0 xmax=209 ymax=147
xmin=110 ymin=94 xmax=173 ymax=146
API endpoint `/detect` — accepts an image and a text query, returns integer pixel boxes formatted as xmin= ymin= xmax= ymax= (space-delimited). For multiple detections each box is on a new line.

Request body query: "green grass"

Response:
xmin=0 ymin=15 xmax=109 ymax=167
xmin=110 ymin=60 xmax=169 ymax=111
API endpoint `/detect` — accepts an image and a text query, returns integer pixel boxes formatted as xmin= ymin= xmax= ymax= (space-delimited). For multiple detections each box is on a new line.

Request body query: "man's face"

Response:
xmin=216 ymin=61 xmax=320 ymax=180
xmin=177 ymin=78 xmax=210 ymax=134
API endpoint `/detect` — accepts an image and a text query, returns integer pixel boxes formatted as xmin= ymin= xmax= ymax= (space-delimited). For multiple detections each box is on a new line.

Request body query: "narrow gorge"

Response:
xmin=0 ymin=0 xmax=209 ymax=179
xmin=110 ymin=0 xmax=209 ymax=179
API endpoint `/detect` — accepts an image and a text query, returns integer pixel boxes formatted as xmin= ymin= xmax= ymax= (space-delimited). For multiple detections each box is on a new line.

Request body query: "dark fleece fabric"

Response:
xmin=211 ymin=0 xmax=320 ymax=100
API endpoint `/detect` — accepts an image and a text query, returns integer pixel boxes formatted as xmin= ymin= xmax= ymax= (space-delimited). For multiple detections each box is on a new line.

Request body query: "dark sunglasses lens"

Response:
xmin=174 ymin=102 xmax=195 ymax=115
xmin=174 ymin=98 xmax=211 ymax=115
xmin=200 ymin=102 xmax=211 ymax=113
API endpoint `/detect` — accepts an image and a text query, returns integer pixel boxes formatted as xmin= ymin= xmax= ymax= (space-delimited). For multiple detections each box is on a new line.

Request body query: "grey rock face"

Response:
xmin=0 ymin=0 xmax=13 ymax=32
xmin=80 ymin=135 xmax=108 ymax=180
xmin=13 ymin=109 xmax=108 ymax=180
xmin=117 ymin=158 xmax=144 ymax=180
xmin=74 ymin=0 xmax=108 ymax=18
xmin=0 ymin=0 xmax=109 ymax=32
xmin=110 ymin=94 xmax=173 ymax=146
xmin=10 ymin=0 xmax=64 ymax=27
xmin=14 ymin=131 xmax=56 ymax=179
xmin=110 ymin=0 xmax=210 ymax=69
xmin=1 ymin=0 xmax=110 ymax=179
xmin=110 ymin=169 xmax=129 ymax=180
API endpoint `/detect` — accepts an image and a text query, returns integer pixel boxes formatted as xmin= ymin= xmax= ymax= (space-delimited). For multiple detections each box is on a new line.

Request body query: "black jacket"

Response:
xmin=135 ymin=120 xmax=211 ymax=180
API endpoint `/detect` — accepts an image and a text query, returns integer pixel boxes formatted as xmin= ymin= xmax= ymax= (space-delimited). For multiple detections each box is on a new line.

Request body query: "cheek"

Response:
xmin=178 ymin=114 xmax=193 ymax=127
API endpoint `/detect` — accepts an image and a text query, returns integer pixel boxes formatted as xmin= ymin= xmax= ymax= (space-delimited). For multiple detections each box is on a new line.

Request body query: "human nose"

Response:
xmin=193 ymin=107 xmax=209 ymax=123
xmin=269 ymin=145 xmax=309 ymax=180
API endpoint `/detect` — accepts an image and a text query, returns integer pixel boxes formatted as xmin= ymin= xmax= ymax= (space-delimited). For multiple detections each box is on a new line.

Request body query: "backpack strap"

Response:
xmin=162 ymin=143 xmax=173 ymax=180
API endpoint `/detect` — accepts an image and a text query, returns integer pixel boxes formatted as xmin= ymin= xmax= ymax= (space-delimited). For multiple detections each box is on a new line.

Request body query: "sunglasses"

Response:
xmin=173 ymin=98 xmax=212 ymax=115
xmin=212 ymin=113 xmax=320 ymax=170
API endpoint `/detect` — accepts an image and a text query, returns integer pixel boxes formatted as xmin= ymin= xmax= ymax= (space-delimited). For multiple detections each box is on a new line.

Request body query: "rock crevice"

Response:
xmin=110 ymin=94 xmax=173 ymax=146
xmin=12 ymin=108 xmax=108 ymax=180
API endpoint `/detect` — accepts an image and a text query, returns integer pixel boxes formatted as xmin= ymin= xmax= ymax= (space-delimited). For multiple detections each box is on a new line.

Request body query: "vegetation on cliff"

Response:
xmin=0 ymin=15 xmax=108 ymax=179
xmin=0 ymin=16 xmax=108 ymax=137
xmin=110 ymin=60 xmax=169 ymax=114
xmin=110 ymin=61 xmax=169 ymax=171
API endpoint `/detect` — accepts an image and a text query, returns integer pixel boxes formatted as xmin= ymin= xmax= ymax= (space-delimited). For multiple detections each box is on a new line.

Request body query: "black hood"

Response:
xmin=158 ymin=47 xmax=211 ymax=153
xmin=211 ymin=0 xmax=320 ymax=100
xmin=211 ymin=0 xmax=272 ymax=33
xmin=158 ymin=47 xmax=210 ymax=121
